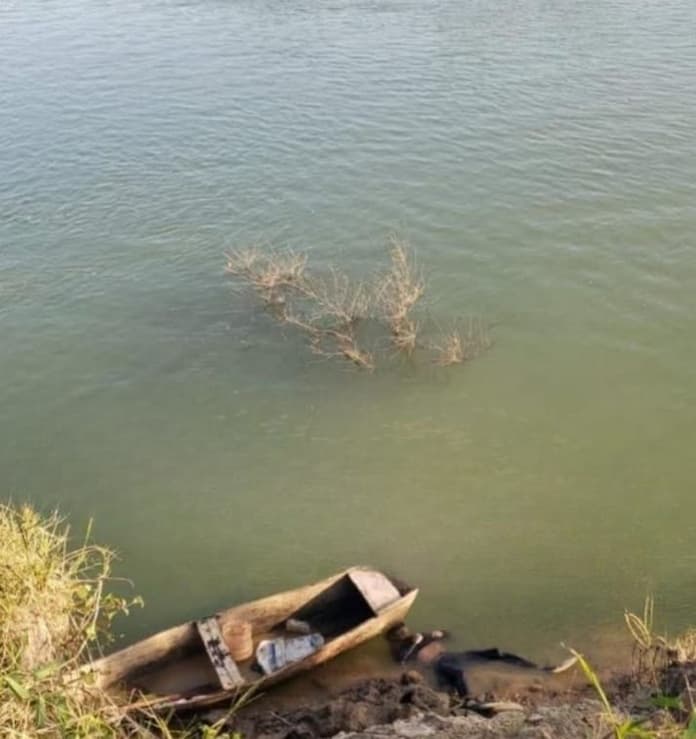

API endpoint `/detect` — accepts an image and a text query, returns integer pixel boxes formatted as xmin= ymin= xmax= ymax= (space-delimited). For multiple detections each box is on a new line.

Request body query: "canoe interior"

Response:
xmin=98 ymin=569 xmax=415 ymax=703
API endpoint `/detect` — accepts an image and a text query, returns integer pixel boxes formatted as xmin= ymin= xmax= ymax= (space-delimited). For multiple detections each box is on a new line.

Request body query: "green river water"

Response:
xmin=2 ymin=0 xmax=696 ymax=668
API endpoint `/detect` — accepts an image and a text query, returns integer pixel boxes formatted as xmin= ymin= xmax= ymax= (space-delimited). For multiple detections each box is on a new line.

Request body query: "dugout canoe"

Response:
xmin=87 ymin=567 xmax=418 ymax=712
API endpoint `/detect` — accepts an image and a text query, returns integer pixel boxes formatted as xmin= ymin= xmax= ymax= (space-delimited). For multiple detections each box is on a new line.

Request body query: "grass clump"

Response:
xmin=0 ymin=503 xmax=137 ymax=736
xmin=0 ymin=503 xmax=239 ymax=738
xmin=224 ymin=236 xmax=491 ymax=371
xmin=569 ymin=648 xmax=658 ymax=739
xmin=625 ymin=597 xmax=696 ymax=681
xmin=570 ymin=645 xmax=696 ymax=739
xmin=566 ymin=598 xmax=696 ymax=739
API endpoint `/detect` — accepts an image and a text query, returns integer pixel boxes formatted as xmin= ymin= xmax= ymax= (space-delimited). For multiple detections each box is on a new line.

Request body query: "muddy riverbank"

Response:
xmin=229 ymin=671 xmax=597 ymax=738
xmin=227 ymin=655 xmax=696 ymax=738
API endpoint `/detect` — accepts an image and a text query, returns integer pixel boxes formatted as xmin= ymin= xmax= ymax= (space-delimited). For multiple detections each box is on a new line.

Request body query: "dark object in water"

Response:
xmin=386 ymin=624 xmax=448 ymax=663
xmin=436 ymin=648 xmax=578 ymax=696
xmin=386 ymin=625 xmax=577 ymax=697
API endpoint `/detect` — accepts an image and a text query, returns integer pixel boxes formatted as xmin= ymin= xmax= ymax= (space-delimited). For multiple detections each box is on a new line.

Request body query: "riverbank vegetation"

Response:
xmin=224 ymin=238 xmax=491 ymax=370
xmin=0 ymin=503 xmax=240 ymax=738
xmin=3 ymin=502 xmax=696 ymax=738
xmin=569 ymin=598 xmax=696 ymax=738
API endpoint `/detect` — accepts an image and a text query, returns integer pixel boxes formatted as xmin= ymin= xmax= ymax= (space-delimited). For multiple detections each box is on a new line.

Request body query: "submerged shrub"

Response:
xmin=224 ymin=238 xmax=491 ymax=371
xmin=376 ymin=238 xmax=425 ymax=355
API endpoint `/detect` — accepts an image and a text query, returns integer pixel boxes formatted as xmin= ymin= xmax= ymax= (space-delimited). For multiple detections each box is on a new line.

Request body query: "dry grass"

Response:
xmin=596 ymin=597 xmax=696 ymax=737
xmin=625 ymin=596 xmax=696 ymax=687
xmin=570 ymin=644 xmax=696 ymax=739
xmin=0 ymin=503 xmax=240 ymax=738
xmin=0 ymin=503 xmax=141 ymax=670
xmin=0 ymin=503 xmax=137 ymax=736
xmin=669 ymin=631 xmax=696 ymax=666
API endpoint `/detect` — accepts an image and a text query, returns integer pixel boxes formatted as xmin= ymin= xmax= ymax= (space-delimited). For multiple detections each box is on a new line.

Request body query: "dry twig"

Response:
xmin=376 ymin=238 xmax=425 ymax=354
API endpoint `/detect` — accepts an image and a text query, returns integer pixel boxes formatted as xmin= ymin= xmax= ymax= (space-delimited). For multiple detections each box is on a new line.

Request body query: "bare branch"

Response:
xmin=432 ymin=318 xmax=492 ymax=366
xmin=376 ymin=238 xmax=425 ymax=353
xmin=225 ymin=247 xmax=307 ymax=305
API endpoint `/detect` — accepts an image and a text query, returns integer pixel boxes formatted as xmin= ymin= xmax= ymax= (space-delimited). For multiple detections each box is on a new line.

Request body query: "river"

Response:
xmin=2 ymin=0 xmax=696 ymax=665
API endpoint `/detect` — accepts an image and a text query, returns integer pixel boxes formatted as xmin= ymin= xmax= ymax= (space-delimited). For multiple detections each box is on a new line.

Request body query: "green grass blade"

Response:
xmin=3 ymin=674 xmax=30 ymax=701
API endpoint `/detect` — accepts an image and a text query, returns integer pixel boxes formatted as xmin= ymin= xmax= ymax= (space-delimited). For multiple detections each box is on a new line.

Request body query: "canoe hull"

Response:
xmin=165 ymin=586 xmax=418 ymax=712
xmin=87 ymin=567 xmax=418 ymax=712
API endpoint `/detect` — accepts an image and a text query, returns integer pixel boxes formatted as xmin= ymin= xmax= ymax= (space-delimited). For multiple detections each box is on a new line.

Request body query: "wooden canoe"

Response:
xmin=87 ymin=567 xmax=418 ymax=712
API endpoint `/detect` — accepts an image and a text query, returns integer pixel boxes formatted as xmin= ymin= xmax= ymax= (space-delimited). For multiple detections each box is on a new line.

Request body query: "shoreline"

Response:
xmin=228 ymin=655 xmax=696 ymax=738
xmin=3 ymin=504 xmax=695 ymax=738
xmin=226 ymin=670 xmax=615 ymax=738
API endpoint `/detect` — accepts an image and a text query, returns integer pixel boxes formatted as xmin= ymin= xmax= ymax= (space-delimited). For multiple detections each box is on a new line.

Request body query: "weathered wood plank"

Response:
xmin=196 ymin=618 xmax=243 ymax=689
xmin=348 ymin=570 xmax=401 ymax=614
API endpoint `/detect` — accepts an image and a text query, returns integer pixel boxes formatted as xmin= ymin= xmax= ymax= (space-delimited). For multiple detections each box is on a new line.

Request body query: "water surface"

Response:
xmin=2 ymin=0 xmax=696 ymax=666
